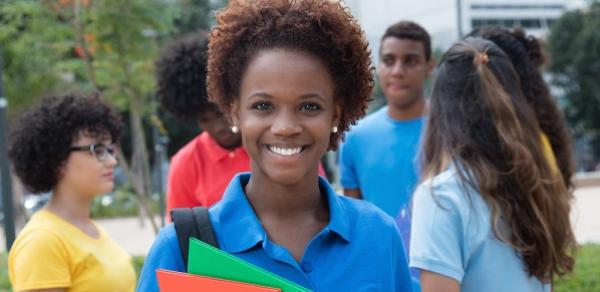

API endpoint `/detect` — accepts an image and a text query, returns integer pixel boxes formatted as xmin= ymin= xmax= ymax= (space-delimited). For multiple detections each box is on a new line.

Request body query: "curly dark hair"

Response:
xmin=207 ymin=0 xmax=374 ymax=149
xmin=156 ymin=32 xmax=219 ymax=120
xmin=8 ymin=94 xmax=123 ymax=193
xmin=468 ymin=26 xmax=575 ymax=189
xmin=381 ymin=21 xmax=432 ymax=60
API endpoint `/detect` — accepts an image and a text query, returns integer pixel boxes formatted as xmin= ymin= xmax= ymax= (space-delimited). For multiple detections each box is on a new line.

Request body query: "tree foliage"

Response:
xmin=0 ymin=1 xmax=81 ymax=118
xmin=548 ymin=2 xmax=600 ymax=133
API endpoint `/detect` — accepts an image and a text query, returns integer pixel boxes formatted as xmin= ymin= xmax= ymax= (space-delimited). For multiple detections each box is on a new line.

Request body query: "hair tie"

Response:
xmin=474 ymin=51 xmax=489 ymax=65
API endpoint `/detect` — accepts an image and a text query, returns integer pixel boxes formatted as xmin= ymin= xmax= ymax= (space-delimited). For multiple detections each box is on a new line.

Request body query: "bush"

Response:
xmin=91 ymin=187 xmax=162 ymax=219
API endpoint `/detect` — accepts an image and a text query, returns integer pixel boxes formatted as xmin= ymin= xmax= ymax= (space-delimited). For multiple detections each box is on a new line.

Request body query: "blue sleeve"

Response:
xmin=409 ymin=182 xmax=466 ymax=283
xmin=338 ymin=138 xmax=359 ymax=189
xmin=137 ymin=224 xmax=185 ymax=292
xmin=393 ymin=222 xmax=415 ymax=292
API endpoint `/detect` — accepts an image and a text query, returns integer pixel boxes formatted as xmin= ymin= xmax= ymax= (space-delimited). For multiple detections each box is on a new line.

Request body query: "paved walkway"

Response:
xmin=99 ymin=185 xmax=600 ymax=256
xmin=571 ymin=185 xmax=600 ymax=244
xmin=1 ymin=185 xmax=599 ymax=256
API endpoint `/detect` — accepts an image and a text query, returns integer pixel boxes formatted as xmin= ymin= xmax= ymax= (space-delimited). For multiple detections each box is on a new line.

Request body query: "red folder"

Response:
xmin=156 ymin=269 xmax=282 ymax=292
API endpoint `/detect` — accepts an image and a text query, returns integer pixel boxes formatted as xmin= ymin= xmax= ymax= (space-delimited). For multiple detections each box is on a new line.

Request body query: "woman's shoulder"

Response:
xmin=415 ymin=166 xmax=473 ymax=205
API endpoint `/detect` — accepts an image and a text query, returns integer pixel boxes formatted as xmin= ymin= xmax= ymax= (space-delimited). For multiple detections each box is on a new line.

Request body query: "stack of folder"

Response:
xmin=157 ymin=238 xmax=312 ymax=291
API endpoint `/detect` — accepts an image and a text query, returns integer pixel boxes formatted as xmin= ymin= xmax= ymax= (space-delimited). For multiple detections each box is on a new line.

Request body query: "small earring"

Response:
xmin=332 ymin=126 xmax=338 ymax=133
xmin=231 ymin=126 xmax=239 ymax=133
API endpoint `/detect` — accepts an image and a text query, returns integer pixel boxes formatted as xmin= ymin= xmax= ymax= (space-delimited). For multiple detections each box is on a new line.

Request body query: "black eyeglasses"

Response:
xmin=69 ymin=144 xmax=118 ymax=162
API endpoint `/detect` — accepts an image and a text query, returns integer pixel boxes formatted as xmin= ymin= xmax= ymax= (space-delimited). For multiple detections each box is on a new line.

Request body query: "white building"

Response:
xmin=345 ymin=0 xmax=586 ymax=59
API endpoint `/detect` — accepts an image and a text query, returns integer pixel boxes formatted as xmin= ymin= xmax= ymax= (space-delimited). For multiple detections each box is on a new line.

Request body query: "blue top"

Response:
xmin=409 ymin=166 xmax=551 ymax=292
xmin=339 ymin=106 xmax=424 ymax=218
xmin=138 ymin=173 xmax=413 ymax=292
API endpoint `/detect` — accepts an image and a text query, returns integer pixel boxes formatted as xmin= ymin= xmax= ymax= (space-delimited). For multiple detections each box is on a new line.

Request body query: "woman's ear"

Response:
xmin=332 ymin=104 xmax=342 ymax=128
xmin=230 ymin=100 xmax=240 ymax=127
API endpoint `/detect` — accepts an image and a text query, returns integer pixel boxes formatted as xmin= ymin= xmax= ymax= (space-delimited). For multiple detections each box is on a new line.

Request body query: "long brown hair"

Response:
xmin=468 ymin=26 xmax=575 ymax=189
xmin=422 ymin=38 xmax=576 ymax=281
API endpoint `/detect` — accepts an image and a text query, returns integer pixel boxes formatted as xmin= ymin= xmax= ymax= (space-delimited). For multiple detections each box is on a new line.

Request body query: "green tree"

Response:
xmin=1 ymin=0 xmax=179 ymax=233
xmin=0 ymin=1 xmax=82 ymax=119
xmin=547 ymin=3 xmax=600 ymax=139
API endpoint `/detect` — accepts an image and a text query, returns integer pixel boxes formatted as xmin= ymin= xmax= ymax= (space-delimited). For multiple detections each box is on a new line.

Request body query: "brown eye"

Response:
xmin=299 ymin=103 xmax=322 ymax=112
xmin=252 ymin=102 xmax=272 ymax=111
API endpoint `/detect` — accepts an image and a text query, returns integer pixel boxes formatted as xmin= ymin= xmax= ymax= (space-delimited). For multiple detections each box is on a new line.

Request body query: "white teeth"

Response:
xmin=268 ymin=145 xmax=303 ymax=156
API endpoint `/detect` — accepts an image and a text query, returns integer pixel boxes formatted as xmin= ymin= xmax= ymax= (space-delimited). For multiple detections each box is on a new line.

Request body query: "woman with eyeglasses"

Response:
xmin=7 ymin=95 xmax=136 ymax=292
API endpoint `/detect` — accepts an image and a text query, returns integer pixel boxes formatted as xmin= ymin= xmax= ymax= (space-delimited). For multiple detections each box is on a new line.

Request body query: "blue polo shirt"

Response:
xmin=138 ymin=173 xmax=413 ymax=292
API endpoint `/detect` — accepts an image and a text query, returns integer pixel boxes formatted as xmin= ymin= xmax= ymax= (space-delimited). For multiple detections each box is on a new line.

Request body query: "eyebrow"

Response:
xmin=247 ymin=92 xmax=327 ymax=101
xmin=381 ymin=52 xmax=421 ymax=58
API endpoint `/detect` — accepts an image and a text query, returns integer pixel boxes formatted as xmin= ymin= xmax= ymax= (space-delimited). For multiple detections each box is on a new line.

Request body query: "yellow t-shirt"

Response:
xmin=541 ymin=133 xmax=558 ymax=173
xmin=8 ymin=210 xmax=136 ymax=292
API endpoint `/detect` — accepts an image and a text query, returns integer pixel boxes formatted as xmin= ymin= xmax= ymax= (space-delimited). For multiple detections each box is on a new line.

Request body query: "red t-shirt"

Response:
xmin=166 ymin=132 xmax=328 ymax=219
xmin=166 ymin=132 xmax=251 ymax=215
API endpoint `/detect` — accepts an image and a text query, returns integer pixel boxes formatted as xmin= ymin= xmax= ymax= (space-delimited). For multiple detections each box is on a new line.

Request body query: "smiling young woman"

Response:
xmin=137 ymin=1 xmax=414 ymax=291
xmin=7 ymin=94 xmax=135 ymax=292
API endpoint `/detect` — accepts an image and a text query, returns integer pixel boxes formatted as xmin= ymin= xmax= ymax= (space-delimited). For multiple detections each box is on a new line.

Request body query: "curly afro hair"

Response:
xmin=156 ymin=32 xmax=219 ymax=120
xmin=207 ymin=0 xmax=374 ymax=149
xmin=468 ymin=26 xmax=575 ymax=189
xmin=8 ymin=94 xmax=123 ymax=193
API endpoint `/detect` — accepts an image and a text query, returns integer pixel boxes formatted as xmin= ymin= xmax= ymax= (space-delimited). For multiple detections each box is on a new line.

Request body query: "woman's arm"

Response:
xmin=420 ymin=270 xmax=460 ymax=292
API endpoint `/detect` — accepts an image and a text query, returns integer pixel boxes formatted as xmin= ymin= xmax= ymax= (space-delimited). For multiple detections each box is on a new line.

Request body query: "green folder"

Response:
xmin=187 ymin=238 xmax=312 ymax=292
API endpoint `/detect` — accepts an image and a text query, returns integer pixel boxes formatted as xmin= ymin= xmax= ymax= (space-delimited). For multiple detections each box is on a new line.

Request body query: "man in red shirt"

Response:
xmin=156 ymin=33 xmax=250 ymax=214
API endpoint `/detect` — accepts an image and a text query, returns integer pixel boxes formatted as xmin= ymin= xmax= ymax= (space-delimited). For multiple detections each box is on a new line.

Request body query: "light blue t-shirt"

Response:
xmin=409 ymin=166 xmax=551 ymax=292
xmin=138 ymin=173 xmax=413 ymax=292
xmin=339 ymin=106 xmax=424 ymax=218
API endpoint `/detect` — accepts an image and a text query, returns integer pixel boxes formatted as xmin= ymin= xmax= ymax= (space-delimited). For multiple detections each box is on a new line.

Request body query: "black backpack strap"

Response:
xmin=171 ymin=206 xmax=219 ymax=270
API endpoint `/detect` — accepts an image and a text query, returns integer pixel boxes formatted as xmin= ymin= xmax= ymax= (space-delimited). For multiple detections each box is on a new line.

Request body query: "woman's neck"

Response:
xmin=244 ymin=172 xmax=326 ymax=220
xmin=46 ymin=185 xmax=93 ymax=223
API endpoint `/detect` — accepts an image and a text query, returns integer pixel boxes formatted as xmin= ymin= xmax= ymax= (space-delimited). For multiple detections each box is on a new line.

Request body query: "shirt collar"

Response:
xmin=211 ymin=173 xmax=352 ymax=254
xmin=199 ymin=132 xmax=244 ymax=163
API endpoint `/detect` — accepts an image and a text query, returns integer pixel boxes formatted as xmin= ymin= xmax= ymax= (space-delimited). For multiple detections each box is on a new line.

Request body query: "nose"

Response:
xmin=104 ymin=152 xmax=118 ymax=167
xmin=390 ymin=61 xmax=406 ymax=76
xmin=270 ymin=109 xmax=302 ymax=136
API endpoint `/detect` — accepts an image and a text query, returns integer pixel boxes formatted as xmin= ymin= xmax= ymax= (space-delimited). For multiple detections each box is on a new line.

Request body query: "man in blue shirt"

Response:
xmin=339 ymin=20 xmax=433 ymax=231
xmin=338 ymin=21 xmax=434 ymax=290
xmin=137 ymin=173 xmax=413 ymax=292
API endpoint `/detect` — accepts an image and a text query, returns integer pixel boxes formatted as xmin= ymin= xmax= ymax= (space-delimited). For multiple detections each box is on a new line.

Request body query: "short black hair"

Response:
xmin=381 ymin=21 xmax=432 ymax=60
xmin=155 ymin=32 xmax=218 ymax=120
xmin=8 ymin=94 xmax=123 ymax=193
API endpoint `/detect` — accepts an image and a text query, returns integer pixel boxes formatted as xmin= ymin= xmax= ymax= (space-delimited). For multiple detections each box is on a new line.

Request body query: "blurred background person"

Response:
xmin=410 ymin=38 xmax=575 ymax=292
xmin=468 ymin=26 xmax=574 ymax=188
xmin=155 ymin=33 xmax=250 ymax=215
xmin=7 ymin=94 xmax=136 ymax=292
xmin=337 ymin=21 xmax=434 ymax=289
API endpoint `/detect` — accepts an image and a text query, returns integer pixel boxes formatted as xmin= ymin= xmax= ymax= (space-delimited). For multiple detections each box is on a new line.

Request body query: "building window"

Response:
xmin=471 ymin=4 xmax=565 ymax=10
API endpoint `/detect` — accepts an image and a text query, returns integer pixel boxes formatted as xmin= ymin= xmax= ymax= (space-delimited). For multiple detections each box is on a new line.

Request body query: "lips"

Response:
xmin=388 ymin=84 xmax=410 ymax=91
xmin=102 ymin=172 xmax=114 ymax=180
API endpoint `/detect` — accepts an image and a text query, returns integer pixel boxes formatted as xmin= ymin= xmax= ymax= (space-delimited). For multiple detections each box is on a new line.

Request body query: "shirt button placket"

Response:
xmin=301 ymin=261 xmax=313 ymax=273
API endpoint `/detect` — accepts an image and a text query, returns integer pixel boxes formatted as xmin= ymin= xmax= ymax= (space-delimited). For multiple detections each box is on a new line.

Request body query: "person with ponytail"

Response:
xmin=468 ymin=26 xmax=574 ymax=189
xmin=409 ymin=38 xmax=576 ymax=292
